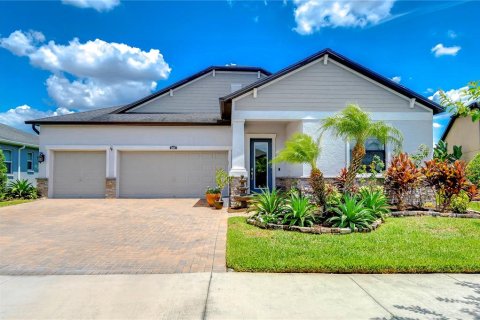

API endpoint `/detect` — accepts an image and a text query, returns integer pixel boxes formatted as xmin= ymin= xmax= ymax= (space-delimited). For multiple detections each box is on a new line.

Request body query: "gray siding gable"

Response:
xmin=131 ymin=71 xmax=265 ymax=114
xmin=235 ymin=59 xmax=430 ymax=113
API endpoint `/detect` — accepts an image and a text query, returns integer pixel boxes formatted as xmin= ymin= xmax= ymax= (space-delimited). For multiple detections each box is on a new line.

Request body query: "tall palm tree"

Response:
xmin=322 ymin=104 xmax=403 ymax=191
xmin=273 ymin=133 xmax=325 ymax=207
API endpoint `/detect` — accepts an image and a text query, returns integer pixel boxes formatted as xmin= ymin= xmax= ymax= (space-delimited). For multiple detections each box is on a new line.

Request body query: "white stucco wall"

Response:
xmin=38 ymin=125 xmax=231 ymax=178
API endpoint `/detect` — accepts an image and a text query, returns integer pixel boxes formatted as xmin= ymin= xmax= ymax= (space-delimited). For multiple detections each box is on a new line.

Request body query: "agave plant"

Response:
xmin=358 ymin=188 xmax=390 ymax=219
xmin=327 ymin=194 xmax=374 ymax=230
xmin=247 ymin=189 xmax=285 ymax=223
xmin=282 ymin=192 xmax=316 ymax=227
xmin=7 ymin=179 xmax=37 ymax=199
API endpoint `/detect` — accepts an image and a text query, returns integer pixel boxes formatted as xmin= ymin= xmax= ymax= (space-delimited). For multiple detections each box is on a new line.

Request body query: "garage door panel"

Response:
xmin=119 ymin=151 xmax=228 ymax=198
xmin=53 ymin=151 xmax=106 ymax=198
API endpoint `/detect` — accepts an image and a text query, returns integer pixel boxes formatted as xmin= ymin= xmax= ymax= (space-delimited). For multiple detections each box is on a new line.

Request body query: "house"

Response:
xmin=441 ymin=102 xmax=479 ymax=162
xmin=0 ymin=123 xmax=39 ymax=185
xmin=25 ymin=49 xmax=442 ymax=200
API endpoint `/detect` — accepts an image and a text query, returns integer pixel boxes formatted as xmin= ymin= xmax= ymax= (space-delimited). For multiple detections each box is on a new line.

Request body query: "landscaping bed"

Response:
xmin=227 ymin=216 xmax=480 ymax=273
xmin=0 ymin=199 xmax=34 ymax=208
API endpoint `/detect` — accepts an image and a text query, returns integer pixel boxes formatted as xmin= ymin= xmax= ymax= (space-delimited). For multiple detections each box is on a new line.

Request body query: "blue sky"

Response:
xmin=0 ymin=0 xmax=478 ymax=142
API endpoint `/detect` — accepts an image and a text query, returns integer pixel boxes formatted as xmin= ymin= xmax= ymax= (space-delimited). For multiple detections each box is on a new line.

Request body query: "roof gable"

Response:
xmin=220 ymin=48 xmax=443 ymax=119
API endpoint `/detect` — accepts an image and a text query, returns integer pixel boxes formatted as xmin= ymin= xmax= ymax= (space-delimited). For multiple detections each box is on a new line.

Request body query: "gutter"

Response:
xmin=18 ymin=145 xmax=25 ymax=180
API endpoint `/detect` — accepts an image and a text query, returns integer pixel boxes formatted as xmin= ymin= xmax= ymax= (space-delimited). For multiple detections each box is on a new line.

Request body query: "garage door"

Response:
xmin=119 ymin=151 xmax=228 ymax=198
xmin=53 ymin=151 xmax=106 ymax=198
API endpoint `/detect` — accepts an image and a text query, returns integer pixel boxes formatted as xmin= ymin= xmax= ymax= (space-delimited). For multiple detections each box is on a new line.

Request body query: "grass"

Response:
xmin=468 ymin=201 xmax=480 ymax=211
xmin=227 ymin=216 xmax=480 ymax=273
xmin=0 ymin=199 xmax=34 ymax=208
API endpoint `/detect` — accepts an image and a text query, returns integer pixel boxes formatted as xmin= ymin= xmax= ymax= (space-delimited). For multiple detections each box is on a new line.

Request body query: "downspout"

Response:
xmin=18 ymin=145 xmax=26 ymax=180
xmin=31 ymin=124 xmax=39 ymax=135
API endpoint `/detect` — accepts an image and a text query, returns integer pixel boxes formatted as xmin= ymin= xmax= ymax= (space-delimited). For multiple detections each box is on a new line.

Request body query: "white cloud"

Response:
xmin=447 ymin=30 xmax=457 ymax=39
xmin=293 ymin=0 xmax=396 ymax=34
xmin=431 ymin=43 xmax=461 ymax=57
xmin=432 ymin=122 xmax=442 ymax=128
xmin=62 ymin=0 xmax=120 ymax=12
xmin=0 ymin=30 xmax=44 ymax=56
xmin=391 ymin=76 xmax=401 ymax=83
xmin=0 ymin=30 xmax=171 ymax=111
xmin=429 ymin=86 xmax=469 ymax=104
xmin=0 ymin=105 xmax=73 ymax=131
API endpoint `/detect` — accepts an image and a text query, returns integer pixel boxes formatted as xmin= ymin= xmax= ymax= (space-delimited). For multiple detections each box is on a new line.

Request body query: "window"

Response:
xmin=3 ymin=150 xmax=12 ymax=174
xmin=350 ymin=138 xmax=385 ymax=172
xmin=27 ymin=152 xmax=34 ymax=171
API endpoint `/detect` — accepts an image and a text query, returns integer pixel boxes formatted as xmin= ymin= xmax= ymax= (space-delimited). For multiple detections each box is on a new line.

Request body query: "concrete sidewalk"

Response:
xmin=1 ymin=273 xmax=479 ymax=319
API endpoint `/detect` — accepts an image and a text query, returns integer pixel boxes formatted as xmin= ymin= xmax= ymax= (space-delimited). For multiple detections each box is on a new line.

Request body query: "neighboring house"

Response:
xmin=0 ymin=123 xmax=39 ymax=185
xmin=26 ymin=49 xmax=442 ymax=199
xmin=441 ymin=102 xmax=479 ymax=162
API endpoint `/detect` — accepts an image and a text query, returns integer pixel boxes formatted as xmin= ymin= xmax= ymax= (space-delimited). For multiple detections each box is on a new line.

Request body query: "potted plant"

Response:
xmin=213 ymin=169 xmax=233 ymax=210
xmin=205 ymin=186 xmax=221 ymax=207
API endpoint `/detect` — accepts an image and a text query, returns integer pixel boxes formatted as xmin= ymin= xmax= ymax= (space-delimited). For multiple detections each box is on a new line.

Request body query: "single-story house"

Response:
xmin=441 ymin=102 xmax=479 ymax=161
xmin=0 ymin=123 xmax=39 ymax=185
xmin=26 ymin=48 xmax=442 ymax=199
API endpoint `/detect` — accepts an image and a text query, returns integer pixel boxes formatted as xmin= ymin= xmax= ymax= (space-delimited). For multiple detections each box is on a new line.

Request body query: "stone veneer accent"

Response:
xmin=36 ymin=178 xmax=48 ymax=198
xmin=105 ymin=178 xmax=117 ymax=199
xmin=229 ymin=176 xmax=244 ymax=208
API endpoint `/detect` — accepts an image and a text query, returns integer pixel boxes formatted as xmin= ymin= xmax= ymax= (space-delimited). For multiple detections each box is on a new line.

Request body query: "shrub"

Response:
xmin=334 ymin=167 xmax=358 ymax=194
xmin=450 ymin=191 xmax=470 ymax=213
xmin=205 ymin=186 xmax=221 ymax=194
xmin=283 ymin=192 xmax=316 ymax=227
xmin=215 ymin=168 xmax=233 ymax=193
xmin=433 ymin=140 xmax=462 ymax=163
xmin=7 ymin=179 xmax=37 ymax=199
xmin=0 ymin=150 xmax=7 ymax=199
xmin=410 ymin=144 xmax=430 ymax=167
xmin=384 ymin=153 xmax=422 ymax=210
xmin=358 ymin=188 xmax=390 ymax=219
xmin=466 ymin=153 xmax=480 ymax=187
xmin=422 ymin=159 xmax=470 ymax=212
xmin=327 ymin=194 xmax=374 ymax=230
xmin=325 ymin=184 xmax=342 ymax=209
xmin=248 ymin=189 xmax=285 ymax=223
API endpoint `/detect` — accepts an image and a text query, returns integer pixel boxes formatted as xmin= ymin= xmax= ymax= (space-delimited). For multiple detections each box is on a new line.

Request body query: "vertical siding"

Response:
xmin=235 ymin=61 xmax=428 ymax=113
xmin=132 ymin=71 xmax=265 ymax=114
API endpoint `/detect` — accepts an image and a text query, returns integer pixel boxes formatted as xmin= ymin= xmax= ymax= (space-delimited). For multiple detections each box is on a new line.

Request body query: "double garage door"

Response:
xmin=52 ymin=150 xmax=228 ymax=198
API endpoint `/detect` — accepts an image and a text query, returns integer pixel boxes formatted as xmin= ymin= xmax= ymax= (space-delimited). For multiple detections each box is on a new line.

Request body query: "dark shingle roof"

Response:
xmin=0 ymin=123 xmax=39 ymax=146
xmin=25 ymin=106 xmax=227 ymax=125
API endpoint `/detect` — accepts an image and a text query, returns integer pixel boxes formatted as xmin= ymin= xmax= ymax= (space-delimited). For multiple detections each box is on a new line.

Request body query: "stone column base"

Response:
xmin=36 ymin=178 xmax=48 ymax=198
xmin=105 ymin=178 xmax=117 ymax=199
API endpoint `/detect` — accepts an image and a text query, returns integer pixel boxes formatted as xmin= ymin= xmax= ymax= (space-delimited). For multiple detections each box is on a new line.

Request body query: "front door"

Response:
xmin=249 ymin=138 xmax=273 ymax=193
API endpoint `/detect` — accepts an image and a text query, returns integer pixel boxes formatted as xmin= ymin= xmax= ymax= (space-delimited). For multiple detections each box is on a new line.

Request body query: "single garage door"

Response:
xmin=53 ymin=151 xmax=106 ymax=198
xmin=119 ymin=151 xmax=228 ymax=198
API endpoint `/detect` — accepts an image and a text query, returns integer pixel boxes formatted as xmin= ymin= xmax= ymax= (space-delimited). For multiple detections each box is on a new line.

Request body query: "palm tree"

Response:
xmin=322 ymin=104 xmax=403 ymax=191
xmin=273 ymin=133 xmax=326 ymax=207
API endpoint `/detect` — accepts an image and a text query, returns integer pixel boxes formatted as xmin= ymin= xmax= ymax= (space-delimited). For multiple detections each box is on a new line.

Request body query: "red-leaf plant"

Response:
xmin=422 ymin=159 xmax=471 ymax=212
xmin=384 ymin=153 xmax=422 ymax=211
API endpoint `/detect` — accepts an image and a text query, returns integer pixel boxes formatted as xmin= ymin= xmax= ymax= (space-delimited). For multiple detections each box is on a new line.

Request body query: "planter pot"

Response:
xmin=213 ymin=200 xmax=224 ymax=210
xmin=206 ymin=193 xmax=221 ymax=207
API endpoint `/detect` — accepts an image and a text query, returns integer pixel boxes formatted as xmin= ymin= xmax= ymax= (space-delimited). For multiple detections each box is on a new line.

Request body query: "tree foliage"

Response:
xmin=321 ymin=104 xmax=403 ymax=190
xmin=433 ymin=140 xmax=462 ymax=163
xmin=0 ymin=150 xmax=7 ymax=199
xmin=439 ymin=81 xmax=480 ymax=121
xmin=466 ymin=153 xmax=480 ymax=187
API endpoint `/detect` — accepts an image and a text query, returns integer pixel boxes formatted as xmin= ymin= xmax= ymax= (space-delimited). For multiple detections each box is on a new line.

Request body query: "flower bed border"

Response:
xmin=246 ymin=217 xmax=384 ymax=235
xmin=390 ymin=210 xmax=480 ymax=219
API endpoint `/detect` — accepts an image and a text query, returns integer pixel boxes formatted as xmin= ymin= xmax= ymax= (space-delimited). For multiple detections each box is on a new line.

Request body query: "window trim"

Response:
xmin=3 ymin=149 xmax=13 ymax=175
xmin=27 ymin=151 xmax=34 ymax=172
xmin=347 ymin=139 xmax=388 ymax=176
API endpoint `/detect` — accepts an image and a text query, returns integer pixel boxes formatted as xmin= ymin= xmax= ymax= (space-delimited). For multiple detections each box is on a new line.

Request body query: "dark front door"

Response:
xmin=249 ymin=138 xmax=273 ymax=193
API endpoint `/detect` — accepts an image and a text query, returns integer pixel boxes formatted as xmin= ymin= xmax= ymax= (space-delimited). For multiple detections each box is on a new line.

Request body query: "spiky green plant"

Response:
xmin=273 ymin=133 xmax=326 ymax=207
xmin=321 ymin=104 xmax=403 ymax=191
xmin=247 ymin=189 xmax=285 ymax=223
xmin=7 ymin=179 xmax=37 ymax=199
xmin=327 ymin=194 xmax=374 ymax=230
xmin=282 ymin=192 xmax=316 ymax=227
xmin=358 ymin=188 xmax=390 ymax=219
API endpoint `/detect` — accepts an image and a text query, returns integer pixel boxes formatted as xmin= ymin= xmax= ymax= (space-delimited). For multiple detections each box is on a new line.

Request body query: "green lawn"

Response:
xmin=0 ymin=199 xmax=34 ymax=208
xmin=469 ymin=201 xmax=480 ymax=211
xmin=227 ymin=216 xmax=480 ymax=273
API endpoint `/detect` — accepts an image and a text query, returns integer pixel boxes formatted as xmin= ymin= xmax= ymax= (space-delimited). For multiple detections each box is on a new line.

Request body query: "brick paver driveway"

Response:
xmin=0 ymin=199 xmax=227 ymax=275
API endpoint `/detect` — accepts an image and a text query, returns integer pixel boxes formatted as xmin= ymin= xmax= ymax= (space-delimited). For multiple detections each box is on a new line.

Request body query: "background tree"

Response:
xmin=0 ymin=150 xmax=7 ymax=199
xmin=439 ymin=80 xmax=480 ymax=121
xmin=273 ymin=133 xmax=325 ymax=207
xmin=322 ymin=104 xmax=403 ymax=191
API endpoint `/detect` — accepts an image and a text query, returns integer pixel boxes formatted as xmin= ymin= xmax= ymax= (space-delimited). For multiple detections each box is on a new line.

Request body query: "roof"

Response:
xmin=441 ymin=101 xmax=479 ymax=141
xmin=219 ymin=48 xmax=444 ymax=119
xmin=26 ymin=65 xmax=270 ymax=126
xmin=0 ymin=123 xmax=39 ymax=147
xmin=25 ymin=106 xmax=228 ymax=126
